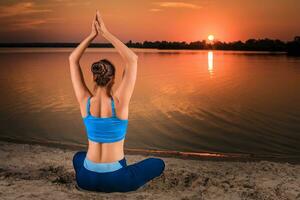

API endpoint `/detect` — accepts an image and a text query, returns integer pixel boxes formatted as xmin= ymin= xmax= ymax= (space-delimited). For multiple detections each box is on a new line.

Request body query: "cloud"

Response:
xmin=12 ymin=19 xmax=47 ymax=29
xmin=0 ymin=17 xmax=63 ymax=31
xmin=47 ymin=0 xmax=91 ymax=7
xmin=149 ymin=8 xmax=163 ymax=12
xmin=153 ymin=1 xmax=202 ymax=9
xmin=10 ymin=18 xmax=62 ymax=30
xmin=0 ymin=1 xmax=52 ymax=18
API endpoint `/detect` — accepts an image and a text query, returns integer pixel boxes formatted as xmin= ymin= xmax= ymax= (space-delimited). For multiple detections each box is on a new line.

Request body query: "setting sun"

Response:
xmin=208 ymin=35 xmax=215 ymax=41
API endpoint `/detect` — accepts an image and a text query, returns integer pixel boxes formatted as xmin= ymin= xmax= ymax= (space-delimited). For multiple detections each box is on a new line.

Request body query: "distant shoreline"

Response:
xmin=0 ymin=37 xmax=299 ymax=54
xmin=0 ymin=43 xmax=290 ymax=51
xmin=0 ymin=47 xmax=289 ymax=55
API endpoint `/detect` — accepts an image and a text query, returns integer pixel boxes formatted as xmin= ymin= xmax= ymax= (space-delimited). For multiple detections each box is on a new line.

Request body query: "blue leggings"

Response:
xmin=72 ymin=151 xmax=165 ymax=192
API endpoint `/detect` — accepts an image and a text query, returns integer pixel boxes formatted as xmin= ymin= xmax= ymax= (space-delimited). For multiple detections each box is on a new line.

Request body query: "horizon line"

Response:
xmin=0 ymin=36 xmax=299 ymax=44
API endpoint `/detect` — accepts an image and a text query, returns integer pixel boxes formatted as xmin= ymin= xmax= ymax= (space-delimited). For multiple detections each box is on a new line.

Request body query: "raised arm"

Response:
xmin=68 ymin=14 xmax=98 ymax=104
xmin=96 ymin=11 xmax=138 ymax=106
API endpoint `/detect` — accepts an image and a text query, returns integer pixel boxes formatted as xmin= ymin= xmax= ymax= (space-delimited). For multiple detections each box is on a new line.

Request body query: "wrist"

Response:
xmin=102 ymin=30 xmax=110 ymax=38
xmin=88 ymin=33 xmax=97 ymax=40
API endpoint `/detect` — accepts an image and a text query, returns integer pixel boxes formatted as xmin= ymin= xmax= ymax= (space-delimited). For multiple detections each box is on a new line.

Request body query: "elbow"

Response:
xmin=127 ymin=55 xmax=138 ymax=64
xmin=68 ymin=54 xmax=75 ymax=62
xmin=132 ymin=54 xmax=138 ymax=61
xmin=68 ymin=56 xmax=79 ymax=67
xmin=68 ymin=53 xmax=78 ymax=64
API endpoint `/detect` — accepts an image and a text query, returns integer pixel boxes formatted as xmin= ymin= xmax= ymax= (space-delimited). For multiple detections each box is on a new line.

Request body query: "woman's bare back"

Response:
xmin=82 ymin=94 xmax=128 ymax=163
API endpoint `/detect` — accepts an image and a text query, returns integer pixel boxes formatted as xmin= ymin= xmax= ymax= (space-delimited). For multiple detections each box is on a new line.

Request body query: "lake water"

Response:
xmin=0 ymin=48 xmax=299 ymax=156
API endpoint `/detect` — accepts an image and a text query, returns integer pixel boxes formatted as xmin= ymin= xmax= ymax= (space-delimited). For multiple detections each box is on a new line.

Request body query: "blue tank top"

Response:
xmin=83 ymin=96 xmax=129 ymax=143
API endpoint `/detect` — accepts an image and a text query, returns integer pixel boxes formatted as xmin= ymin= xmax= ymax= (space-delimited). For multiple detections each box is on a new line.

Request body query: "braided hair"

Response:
xmin=91 ymin=59 xmax=115 ymax=97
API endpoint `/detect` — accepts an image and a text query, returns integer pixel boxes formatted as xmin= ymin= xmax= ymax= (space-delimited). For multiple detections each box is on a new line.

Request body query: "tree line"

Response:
xmin=1 ymin=36 xmax=299 ymax=55
xmin=125 ymin=36 xmax=300 ymax=55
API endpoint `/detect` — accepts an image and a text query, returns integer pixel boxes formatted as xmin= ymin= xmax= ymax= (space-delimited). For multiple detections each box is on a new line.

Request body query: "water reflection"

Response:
xmin=208 ymin=51 xmax=214 ymax=77
xmin=0 ymin=49 xmax=300 ymax=155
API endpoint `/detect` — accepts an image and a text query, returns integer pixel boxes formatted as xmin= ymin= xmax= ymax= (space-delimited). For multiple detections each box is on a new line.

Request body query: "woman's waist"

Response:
xmin=87 ymin=139 xmax=125 ymax=163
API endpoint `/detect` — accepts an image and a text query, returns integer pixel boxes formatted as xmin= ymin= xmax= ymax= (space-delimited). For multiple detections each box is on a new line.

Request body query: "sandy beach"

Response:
xmin=0 ymin=141 xmax=299 ymax=200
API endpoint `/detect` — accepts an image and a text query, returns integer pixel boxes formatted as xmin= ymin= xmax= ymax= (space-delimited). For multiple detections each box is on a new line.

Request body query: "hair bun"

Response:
xmin=91 ymin=59 xmax=115 ymax=87
xmin=92 ymin=62 xmax=107 ymax=76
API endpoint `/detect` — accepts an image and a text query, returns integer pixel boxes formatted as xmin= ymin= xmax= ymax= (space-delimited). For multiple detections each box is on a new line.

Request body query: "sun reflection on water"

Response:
xmin=208 ymin=51 xmax=214 ymax=77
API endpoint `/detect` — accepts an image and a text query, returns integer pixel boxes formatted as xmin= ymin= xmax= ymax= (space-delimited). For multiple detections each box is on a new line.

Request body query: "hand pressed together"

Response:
xmin=90 ymin=10 xmax=109 ymax=38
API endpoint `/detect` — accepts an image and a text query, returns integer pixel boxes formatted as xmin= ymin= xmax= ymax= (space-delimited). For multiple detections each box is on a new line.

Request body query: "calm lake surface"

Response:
xmin=0 ymin=48 xmax=299 ymax=156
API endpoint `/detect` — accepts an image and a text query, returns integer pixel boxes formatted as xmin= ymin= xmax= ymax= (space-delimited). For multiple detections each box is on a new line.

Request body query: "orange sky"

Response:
xmin=0 ymin=0 xmax=299 ymax=43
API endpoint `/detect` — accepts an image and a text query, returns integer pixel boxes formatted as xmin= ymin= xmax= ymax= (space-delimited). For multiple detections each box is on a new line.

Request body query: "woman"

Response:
xmin=69 ymin=10 xmax=165 ymax=193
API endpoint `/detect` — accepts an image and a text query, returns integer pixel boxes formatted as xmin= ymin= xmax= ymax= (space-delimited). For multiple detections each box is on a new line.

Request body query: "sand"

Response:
xmin=0 ymin=141 xmax=300 ymax=200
